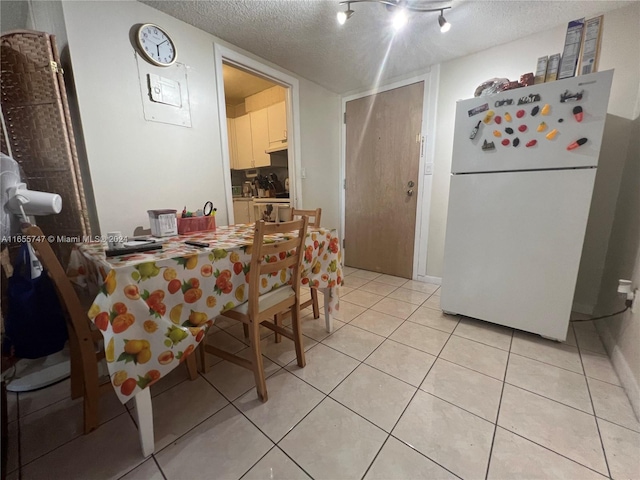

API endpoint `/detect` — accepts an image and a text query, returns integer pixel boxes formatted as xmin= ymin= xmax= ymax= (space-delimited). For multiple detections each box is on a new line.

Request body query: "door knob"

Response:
xmin=407 ymin=189 xmax=414 ymax=196
xmin=408 ymin=181 xmax=415 ymax=187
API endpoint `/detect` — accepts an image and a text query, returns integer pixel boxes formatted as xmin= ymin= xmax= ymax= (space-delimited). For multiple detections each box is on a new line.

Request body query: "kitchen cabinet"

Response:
xmin=233 ymin=199 xmax=254 ymax=224
xmin=267 ymin=101 xmax=287 ymax=147
xmin=234 ymin=114 xmax=253 ymax=169
xmin=250 ymin=109 xmax=270 ymax=167
xmin=227 ymin=117 xmax=238 ymax=169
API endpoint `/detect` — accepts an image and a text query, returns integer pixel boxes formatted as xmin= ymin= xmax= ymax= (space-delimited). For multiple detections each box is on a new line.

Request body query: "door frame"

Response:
xmin=213 ymin=43 xmax=303 ymax=224
xmin=340 ymin=66 xmax=440 ymax=281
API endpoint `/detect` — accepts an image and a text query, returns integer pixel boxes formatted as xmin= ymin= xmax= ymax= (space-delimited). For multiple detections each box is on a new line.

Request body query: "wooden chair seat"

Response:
xmin=199 ymin=218 xmax=309 ymax=402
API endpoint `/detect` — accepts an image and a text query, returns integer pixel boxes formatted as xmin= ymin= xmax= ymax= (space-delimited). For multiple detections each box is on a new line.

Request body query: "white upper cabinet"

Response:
xmin=267 ymin=101 xmax=287 ymax=146
xmin=250 ymin=109 xmax=270 ymax=167
xmin=234 ymin=114 xmax=253 ymax=169
xmin=226 ymin=117 xmax=238 ymax=169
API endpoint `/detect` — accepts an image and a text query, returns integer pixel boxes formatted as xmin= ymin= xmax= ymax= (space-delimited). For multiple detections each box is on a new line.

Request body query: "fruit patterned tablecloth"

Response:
xmin=67 ymin=224 xmax=342 ymax=404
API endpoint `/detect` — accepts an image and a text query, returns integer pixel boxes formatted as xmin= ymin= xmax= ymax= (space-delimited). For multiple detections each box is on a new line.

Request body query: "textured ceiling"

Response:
xmin=223 ymin=63 xmax=277 ymax=104
xmin=141 ymin=0 xmax=634 ymax=94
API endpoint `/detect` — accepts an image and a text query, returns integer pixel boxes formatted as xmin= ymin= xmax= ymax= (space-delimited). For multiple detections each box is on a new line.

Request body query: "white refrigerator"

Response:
xmin=441 ymin=70 xmax=613 ymax=341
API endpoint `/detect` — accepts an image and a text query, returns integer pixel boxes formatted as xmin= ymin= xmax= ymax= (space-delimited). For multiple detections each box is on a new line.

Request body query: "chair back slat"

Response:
xmin=290 ymin=208 xmax=321 ymax=227
xmin=261 ymin=237 xmax=300 ymax=256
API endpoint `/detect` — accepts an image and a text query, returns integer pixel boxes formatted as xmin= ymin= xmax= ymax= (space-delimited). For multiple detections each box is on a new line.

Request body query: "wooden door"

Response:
xmin=345 ymin=82 xmax=424 ymax=278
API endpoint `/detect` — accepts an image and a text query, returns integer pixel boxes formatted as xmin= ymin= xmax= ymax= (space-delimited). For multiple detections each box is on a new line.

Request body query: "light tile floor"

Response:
xmin=6 ymin=268 xmax=640 ymax=479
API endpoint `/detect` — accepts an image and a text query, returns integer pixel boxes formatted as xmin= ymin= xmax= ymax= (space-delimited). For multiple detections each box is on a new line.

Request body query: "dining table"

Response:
xmin=67 ymin=222 xmax=343 ymax=456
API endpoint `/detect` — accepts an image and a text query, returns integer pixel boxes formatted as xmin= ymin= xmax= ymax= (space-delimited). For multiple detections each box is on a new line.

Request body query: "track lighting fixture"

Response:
xmin=438 ymin=9 xmax=451 ymax=33
xmin=337 ymin=1 xmax=451 ymax=32
xmin=337 ymin=2 xmax=355 ymax=25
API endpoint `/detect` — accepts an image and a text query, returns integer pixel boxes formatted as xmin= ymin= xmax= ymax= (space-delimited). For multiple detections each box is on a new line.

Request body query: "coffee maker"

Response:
xmin=242 ymin=181 xmax=253 ymax=197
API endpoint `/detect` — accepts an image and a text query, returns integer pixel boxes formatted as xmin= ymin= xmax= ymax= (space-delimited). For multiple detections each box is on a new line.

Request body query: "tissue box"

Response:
xmin=177 ymin=216 xmax=216 ymax=235
xmin=148 ymin=209 xmax=177 ymax=237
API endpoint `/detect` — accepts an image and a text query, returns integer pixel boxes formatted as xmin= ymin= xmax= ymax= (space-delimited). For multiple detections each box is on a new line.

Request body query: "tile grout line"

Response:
xmin=359 ymin=323 xmax=462 ymax=480
xmin=494 ymin=425 xmax=612 ymax=479
xmin=484 ymin=330 xmax=514 ymax=480
xmin=575 ymin=322 xmax=613 ymax=479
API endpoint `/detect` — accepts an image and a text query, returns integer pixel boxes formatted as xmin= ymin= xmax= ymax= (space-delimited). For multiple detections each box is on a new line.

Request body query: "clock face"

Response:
xmin=136 ymin=24 xmax=177 ymax=67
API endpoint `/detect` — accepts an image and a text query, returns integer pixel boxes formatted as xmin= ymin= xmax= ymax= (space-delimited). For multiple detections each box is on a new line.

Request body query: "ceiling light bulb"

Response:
xmin=337 ymin=6 xmax=354 ymax=25
xmin=392 ymin=8 xmax=408 ymax=31
xmin=438 ymin=13 xmax=451 ymax=33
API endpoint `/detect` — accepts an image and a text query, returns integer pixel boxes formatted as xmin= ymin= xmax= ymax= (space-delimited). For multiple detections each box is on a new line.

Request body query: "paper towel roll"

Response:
xmin=7 ymin=185 xmax=62 ymax=215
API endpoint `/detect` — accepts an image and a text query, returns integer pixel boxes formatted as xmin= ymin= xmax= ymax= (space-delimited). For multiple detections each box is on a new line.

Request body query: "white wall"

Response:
xmin=298 ymin=77 xmax=341 ymax=230
xmin=29 ymin=0 xmax=341 ymax=236
xmin=595 ymin=114 xmax=640 ymax=417
xmin=427 ymin=3 xmax=640 ymax=278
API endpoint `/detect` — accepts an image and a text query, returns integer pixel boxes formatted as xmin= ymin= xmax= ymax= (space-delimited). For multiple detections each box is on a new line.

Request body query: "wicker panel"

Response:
xmin=1 ymin=30 xmax=92 ymax=264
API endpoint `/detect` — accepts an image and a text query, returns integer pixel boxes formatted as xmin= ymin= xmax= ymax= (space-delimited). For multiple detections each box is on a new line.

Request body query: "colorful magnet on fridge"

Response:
xmin=469 ymin=121 xmax=481 ymax=140
xmin=567 ymin=138 xmax=587 ymax=150
xmin=494 ymin=116 xmax=502 ymax=124
xmin=546 ymin=129 xmax=559 ymax=140
xmin=541 ymin=104 xmax=551 ymax=116
xmin=518 ymin=125 xmax=527 ymax=132
xmin=526 ymin=139 xmax=537 ymax=148
xmin=513 ymin=138 xmax=520 ymax=147
xmin=537 ymin=122 xmax=547 ymax=132
xmin=493 ymin=130 xmax=502 ymax=137
xmin=501 ymin=139 xmax=510 ymax=146
xmin=516 ymin=109 xmax=525 ymax=118
xmin=482 ymin=140 xmax=496 ymax=151
xmin=560 ymin=90 xmax=583 ymax=103
xmin=531 ymin=105 xmax=540 ymax=116
xmin=505 ymin=127 xmax=514 ymax=135
xmin=573 ymin=106 xmax=584 ymax=122
xmin=483 ymin=110 xmax=495 ymax=124
xmin=558 ymin=118 xmax=564 ymax=123
xmin=504 ymin=112 xmax=512 ymax=122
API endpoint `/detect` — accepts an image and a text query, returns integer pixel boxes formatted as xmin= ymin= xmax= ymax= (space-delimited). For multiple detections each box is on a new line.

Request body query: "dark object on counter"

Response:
xmin=269 ymin=173 xmax=285 ymax=194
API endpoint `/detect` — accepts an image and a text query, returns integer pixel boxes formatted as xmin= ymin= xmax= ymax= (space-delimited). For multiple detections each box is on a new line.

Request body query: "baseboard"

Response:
xmin=416 ymin=275 xmax=442 ymax=285
xmin=572 ymin=302 xmax=595 ymax=315
xmin=597 ymin=324 xmax=640 ymax=419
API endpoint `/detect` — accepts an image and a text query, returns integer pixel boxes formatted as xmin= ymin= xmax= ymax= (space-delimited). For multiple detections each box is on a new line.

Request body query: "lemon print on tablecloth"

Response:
xmin=170 ymin=304 xmax=183 ymax=324
xmin=235 ymin=284 xmax=245 ymax=302
xmin=106 ymin=337 xmax=115 ymax=362
xmin=229 ymin=251 xmax=240 ymax=263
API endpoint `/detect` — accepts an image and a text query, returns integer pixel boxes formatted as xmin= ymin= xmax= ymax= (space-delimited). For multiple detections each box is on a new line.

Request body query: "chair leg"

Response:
xmin=185 ymin=351 xmax=198 ymax=380
xmin=68 ymin=335 xmax=84 ymax=400
xmin=274 ymin=312 xmax=283 ymax=343
xmin=248 ymin=319 xmax=268 ymax=402
xmin=198 ymin=342 xmax=210 ymax=374
xmin=291 ymin=302 xmax=306 ymax=368
xmin=311 ymin=288 xmax=320 ymax=319
xmin=242 ymin=323 xmax=249 ymax=338
xmin=82 ymin=364 xmax=100 ymax=434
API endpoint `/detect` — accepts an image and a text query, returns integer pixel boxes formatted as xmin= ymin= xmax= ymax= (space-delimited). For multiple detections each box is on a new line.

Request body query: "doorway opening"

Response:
xmin=213 ymin=44 xmax=302 ymax=226
xmin=222 ymin=63 xmax=291 ymax=223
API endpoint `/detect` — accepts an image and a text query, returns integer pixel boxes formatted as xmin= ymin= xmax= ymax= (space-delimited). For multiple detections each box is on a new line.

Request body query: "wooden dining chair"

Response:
xmin=271 ymin=208 xmax=322 ymax=342
xmin=22 ymin=224 xmax=109 ymax=433
xmin=22 ymin=225 xmax=198 ymax=433
xmin=198 ymin=218 xmax=309 ymax=402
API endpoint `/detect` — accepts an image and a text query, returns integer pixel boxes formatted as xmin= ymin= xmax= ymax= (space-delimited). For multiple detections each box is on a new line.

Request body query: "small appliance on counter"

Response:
xmin=148 ymin=209 xmax=178 ymax=237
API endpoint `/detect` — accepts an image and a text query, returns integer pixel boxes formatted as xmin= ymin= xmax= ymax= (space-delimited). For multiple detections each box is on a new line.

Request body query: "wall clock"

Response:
xmin=135 ymin=23 xmax=177 ymax=67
